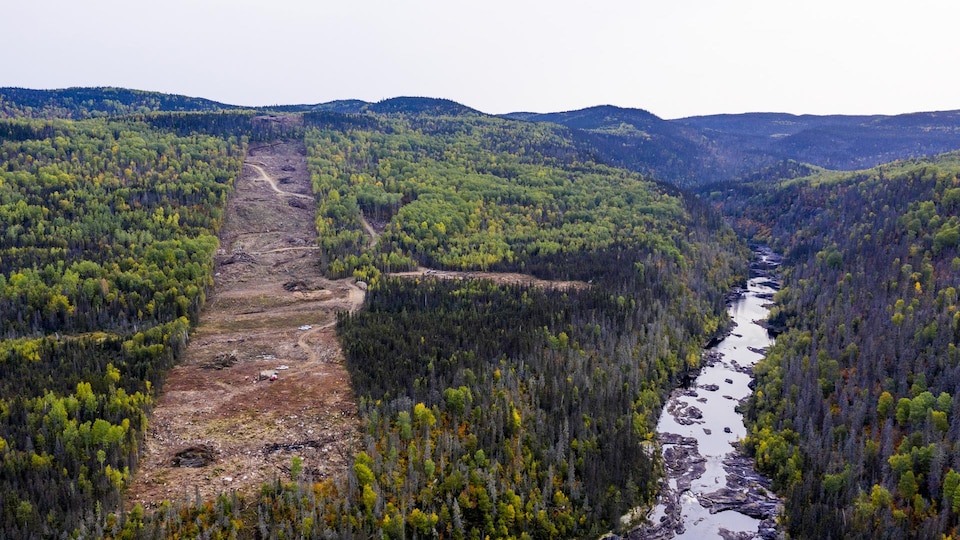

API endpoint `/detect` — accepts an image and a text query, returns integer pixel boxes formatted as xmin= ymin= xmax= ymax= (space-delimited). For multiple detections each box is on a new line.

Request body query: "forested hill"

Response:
xmin=510 ymin=106 xmax=960 ymax=186
xmin=237 ymin=109 xmax=749 ymax=538
xmin=680 ymin=110 xmax=960 ymax=173
xmin=0 ymin=87 xmax=235 ymax=119
xmin=705 ymin=154 xmax=960 ymax=538
xmin=270 ymin=97 xmax=483 ymax=116
xmin=8 ymin=87 xmax=960 ymax=189
xmin=0 ymin=91 xmax=749 ymax=537
xmin=504 ymin=105 xmax=723 ymax=187
xmin=0 ymin=113 xmax=244 ymax=537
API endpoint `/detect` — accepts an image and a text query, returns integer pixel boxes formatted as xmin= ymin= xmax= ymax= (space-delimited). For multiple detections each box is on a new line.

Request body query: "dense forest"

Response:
xmin=5 ymin=87 xmax=960 ymax=538
xmin=706 ymin=153 xmax=960 ymax=538
xmin=0 ymin=115 xmax=246 ymax=537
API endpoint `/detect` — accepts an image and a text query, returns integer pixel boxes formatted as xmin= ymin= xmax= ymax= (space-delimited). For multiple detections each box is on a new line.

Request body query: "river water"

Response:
xmin=631 ymin=248 xmax=782 ymax=539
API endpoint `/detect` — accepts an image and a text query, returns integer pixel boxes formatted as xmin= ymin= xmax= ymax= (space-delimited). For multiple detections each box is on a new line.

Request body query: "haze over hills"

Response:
xmin=4 ymin=87 xmax=960 ymax=187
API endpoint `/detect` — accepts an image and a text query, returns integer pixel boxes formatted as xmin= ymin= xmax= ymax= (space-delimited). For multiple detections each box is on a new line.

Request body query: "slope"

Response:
xmin=709 ymin=153 xmax=960 ymax=538
xmin=0 ymin=87 xmax=236 ymax=119
xmin=510 ymin=106 xmax=960 ymax=186
xmin=126 ymin=141 xmax=361 ymax=509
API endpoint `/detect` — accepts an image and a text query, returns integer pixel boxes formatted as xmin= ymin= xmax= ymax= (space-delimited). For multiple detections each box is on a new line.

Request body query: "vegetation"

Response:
xmin=0 ymin=87 xmax=234 ymax=120
xmin=304 ymin=113 xmax=716 ymax=283
xmin=7 ymin=86 xmax=960 ymax=538
xmin=512 ymin=107 xmax=960 ymax=186
xmin=707 ymin=153 xmax=960 ymax=538
xmin=0 ymin=116 xmax=243 ymax=537
xmin=144 ymin=110 xmax=746 ymax=538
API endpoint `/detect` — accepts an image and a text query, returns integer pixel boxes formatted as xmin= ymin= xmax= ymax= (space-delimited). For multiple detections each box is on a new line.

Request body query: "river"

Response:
xmin=630 ymin=247 xmax=782 ymax=539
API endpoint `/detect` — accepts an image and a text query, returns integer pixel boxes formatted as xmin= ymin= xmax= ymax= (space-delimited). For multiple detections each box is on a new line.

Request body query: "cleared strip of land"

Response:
xmin=126 ymin=142 xmax=361 ymax=508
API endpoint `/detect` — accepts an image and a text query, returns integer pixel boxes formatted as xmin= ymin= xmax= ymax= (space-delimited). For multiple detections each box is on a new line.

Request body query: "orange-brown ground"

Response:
xmin=126 ymin=141 xmax=362 ymax=509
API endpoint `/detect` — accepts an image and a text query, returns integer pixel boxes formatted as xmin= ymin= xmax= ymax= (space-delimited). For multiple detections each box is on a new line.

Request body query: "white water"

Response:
xmin=650 ymin=256 xmax=779 ymax=538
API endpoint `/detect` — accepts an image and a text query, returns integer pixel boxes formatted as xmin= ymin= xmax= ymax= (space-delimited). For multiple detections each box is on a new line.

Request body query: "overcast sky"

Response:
xmin=4 ymin=0 xmax=959 ymax=119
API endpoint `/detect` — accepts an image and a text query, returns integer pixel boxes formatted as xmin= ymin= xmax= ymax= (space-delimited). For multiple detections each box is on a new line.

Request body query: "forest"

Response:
xmin=0 ymin=95 xmax=748 ymax=538
xmin=3 ymin=87 xmax=960 ymax=538
xmin=706 ymin=153 xmax=960 ymax=538
xmin=0 ymin=114 xmax=245 ymax=537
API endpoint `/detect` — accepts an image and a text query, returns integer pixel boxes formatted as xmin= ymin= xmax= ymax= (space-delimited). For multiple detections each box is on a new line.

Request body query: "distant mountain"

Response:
xmin=680 ymin=110 xmax=960 ymax=172
xmin=367 ymin=97 xmax=481 ymax=116
xmin=0 ymin=87 xmax=234 ymax=119
xmin=508 ymin=106 xmax=960 ymax=186
xmin=5 ymin=86 xmax=960 ymax=187
xmin=302 ymin=97 xmax=482 ymax=116
xmin=504 ymin=105 xmax=725 ymax=186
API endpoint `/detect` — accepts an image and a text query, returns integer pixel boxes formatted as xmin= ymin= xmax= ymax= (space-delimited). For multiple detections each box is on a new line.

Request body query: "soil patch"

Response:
xmin=126 ymin=141 xmax=362 ymax=510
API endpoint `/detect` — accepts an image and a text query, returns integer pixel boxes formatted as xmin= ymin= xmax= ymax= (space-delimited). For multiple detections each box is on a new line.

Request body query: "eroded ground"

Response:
xmin=127 ymin=141 xmax=362 ymax=509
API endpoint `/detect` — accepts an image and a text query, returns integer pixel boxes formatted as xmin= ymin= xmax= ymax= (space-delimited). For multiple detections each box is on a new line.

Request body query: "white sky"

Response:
xmin=3 ymin=0 xmax=959 ymax=119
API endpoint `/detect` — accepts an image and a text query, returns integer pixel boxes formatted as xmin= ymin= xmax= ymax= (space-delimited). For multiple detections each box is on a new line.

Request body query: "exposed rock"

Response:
xmin=702 ymin=350 xmax=724 ymax=367
xmin=697 ymin=452 xmax=780 ymax=520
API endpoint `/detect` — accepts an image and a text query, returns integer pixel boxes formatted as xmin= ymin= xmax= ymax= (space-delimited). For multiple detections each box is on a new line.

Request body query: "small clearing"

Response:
xmin=127 ymin=141 xmax=362 ymax=509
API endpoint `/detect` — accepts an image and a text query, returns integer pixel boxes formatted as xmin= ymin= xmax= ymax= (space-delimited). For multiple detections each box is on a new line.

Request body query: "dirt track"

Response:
xmin=127 ymin=141 xmax=361 ymax=509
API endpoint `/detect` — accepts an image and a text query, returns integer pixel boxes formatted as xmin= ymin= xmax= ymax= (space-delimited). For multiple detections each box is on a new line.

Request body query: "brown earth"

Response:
xmin=126 ymin=141 xmax=362 ymax=509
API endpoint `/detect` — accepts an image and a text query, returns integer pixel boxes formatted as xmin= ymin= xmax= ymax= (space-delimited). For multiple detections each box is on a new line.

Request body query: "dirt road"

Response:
xmin=359 ymin=212 xmax=379 ymax=250
xmin=127 ymin=141 xmax=361 ymax=509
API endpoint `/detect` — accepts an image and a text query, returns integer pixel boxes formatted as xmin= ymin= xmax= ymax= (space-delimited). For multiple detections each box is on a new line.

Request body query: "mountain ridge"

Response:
xmin=5 ymin=86 xmax=960 ymax=186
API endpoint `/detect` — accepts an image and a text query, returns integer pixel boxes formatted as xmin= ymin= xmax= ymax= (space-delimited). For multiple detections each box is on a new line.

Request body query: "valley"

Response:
xmin=2 ymin=87 xmax=960 ymax=539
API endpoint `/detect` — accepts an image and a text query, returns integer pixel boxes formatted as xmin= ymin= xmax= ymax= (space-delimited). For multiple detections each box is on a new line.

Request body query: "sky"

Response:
xmin=4 ymin=0 xmax=960 ymax=119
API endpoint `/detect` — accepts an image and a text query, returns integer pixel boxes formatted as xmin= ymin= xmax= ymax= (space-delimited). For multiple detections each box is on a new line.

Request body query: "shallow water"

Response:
xmin=649 ymin=252 xmax=780 ymax=538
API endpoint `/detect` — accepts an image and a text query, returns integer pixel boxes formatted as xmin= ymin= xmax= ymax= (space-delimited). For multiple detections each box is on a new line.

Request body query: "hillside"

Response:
xmin=224 ymin=108 xmax=748 ymax=538
xmin=0 ymin=89 xmax=747 ymax=538
xmin=0 ymin=115 xmax=244 ymax=537
xmin=512 ymin=106 xmax=960 ymax=186
xmin=706 ymin=154 xmax=960 ymax=538
xmin=5 ymin=86 xmax=960 ymax=538
xmin=0 ymin=87 xmax=235 ymax=119
xmin=8 ymin=87 xmax=960 ymax=190
xmin=682 ymin=110 xmax=960 ymax=171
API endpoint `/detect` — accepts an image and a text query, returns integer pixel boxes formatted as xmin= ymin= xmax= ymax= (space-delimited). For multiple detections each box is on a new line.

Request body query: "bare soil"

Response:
xmin=126 ymin=141 xmax=362 ymax=509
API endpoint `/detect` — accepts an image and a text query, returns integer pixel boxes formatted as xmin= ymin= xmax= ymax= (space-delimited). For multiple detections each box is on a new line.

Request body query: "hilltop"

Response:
xmin=5 ymin=87 xmax=960 ymax=188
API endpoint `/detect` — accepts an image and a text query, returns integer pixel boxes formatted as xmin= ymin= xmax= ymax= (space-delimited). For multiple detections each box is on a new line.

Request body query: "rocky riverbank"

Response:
xmin=627 ymin=247 xmax=783 ymax=539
